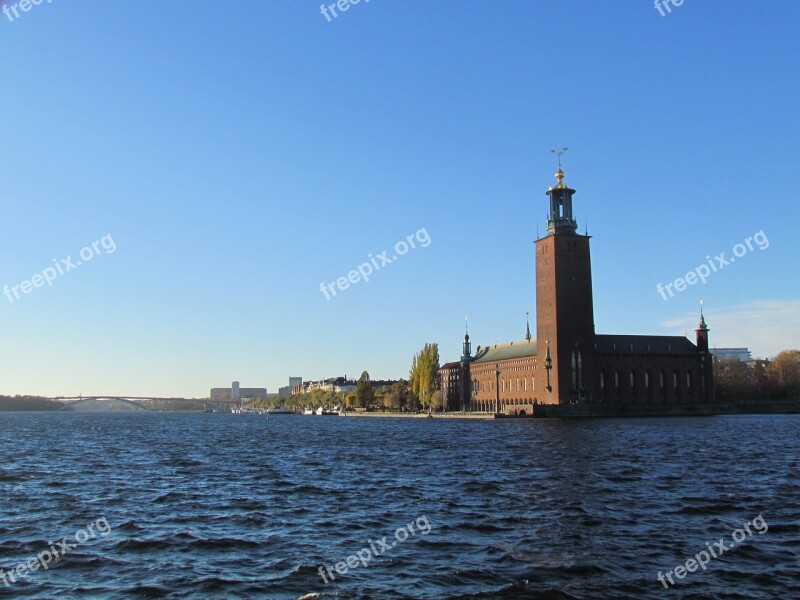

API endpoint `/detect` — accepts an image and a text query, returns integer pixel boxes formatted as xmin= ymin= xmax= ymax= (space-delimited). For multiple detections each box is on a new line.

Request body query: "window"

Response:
xmin=571 ymin=351 xmax=577 ymax=387
xmin=687 ymin=373 xmax=692 ymax=388
xmin=630 ymin=370 xmax=635 ymax=387
xmin=600 ymin=371 xmax=605 ymax=388
xmin=614 ymin=371 xmax=620 ymax=387
xmin=645 ymin=371 xmax=650 ymax=388
xmin=660 ymin=371 xmax=665 ymax=387
xmin=673 ymin=371 xmax=679 ymax=388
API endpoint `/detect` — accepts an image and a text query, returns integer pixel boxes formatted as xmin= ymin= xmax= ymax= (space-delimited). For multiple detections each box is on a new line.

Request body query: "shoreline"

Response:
xmin=339 ymin=411 xmax=494 ymax=419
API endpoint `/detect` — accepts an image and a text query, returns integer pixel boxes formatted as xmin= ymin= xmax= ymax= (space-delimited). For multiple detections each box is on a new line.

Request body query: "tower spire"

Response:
xmin=525 ymin=312 xmax=532 ymax=341
xmin=546 ymin=147 xmax=577 ymax=234
xmin=696 ymin=300 xmax=710 ymax=352
xmin=462 ymin=316 xmax=471 ymax=359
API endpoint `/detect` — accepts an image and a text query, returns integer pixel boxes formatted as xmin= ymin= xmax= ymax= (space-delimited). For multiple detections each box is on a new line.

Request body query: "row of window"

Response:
xmin=599 ymin=370 xmax=692 ymax=389
xmin=473 ymin=377 xmax=536 ymax=394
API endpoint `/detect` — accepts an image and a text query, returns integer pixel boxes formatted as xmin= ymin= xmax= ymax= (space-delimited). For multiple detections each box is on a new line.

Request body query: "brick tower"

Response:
xmin=535 ymin=161 xmax=596 ymax=404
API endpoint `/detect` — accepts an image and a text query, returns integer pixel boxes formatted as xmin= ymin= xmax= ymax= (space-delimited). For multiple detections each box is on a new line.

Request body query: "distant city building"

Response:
xmin=279 ymin=377 xmax=303 ymax=397
xmin=292 ymin=377 xmax=399 ymax=395
xmin=711 ymin=348 xmax=752 ymax=361
xmin=440 ymin=362 xmax=462 ymax=410
xmin=294 ymin=377 xmax=355 ymax=394
xmin=210 ymin=381 xmax=268 ymax=402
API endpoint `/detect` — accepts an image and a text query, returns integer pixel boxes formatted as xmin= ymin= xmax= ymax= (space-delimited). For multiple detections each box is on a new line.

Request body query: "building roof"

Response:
xmin=471 ymin=339 xmax=538 ymax=363
xmin=595 ymin=334 xmax=697 ymax=355
xmin=440 ymin=361 xmax=461 ymax=370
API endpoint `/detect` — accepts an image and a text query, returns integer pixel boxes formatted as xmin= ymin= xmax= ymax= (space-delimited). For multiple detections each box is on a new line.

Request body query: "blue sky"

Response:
xmin=1 ymin=1 xmax=798 ymax=397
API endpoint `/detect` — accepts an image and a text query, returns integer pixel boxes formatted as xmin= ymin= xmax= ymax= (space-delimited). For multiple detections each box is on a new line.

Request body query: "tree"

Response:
xmin=430 ymin=390 xmax=443 ymax=411
xmin=387 ymin=380 xmax=409 ymax=411
xmin=356 ymin=371 xmax=375 ymax=408
xmin=716 ymin=358 xmax=760 ymax=403
xmin=769 ymin=350 xmax=800 ymax=396
xmin=384 ymin=392 xmax=400 ymax=410
xmin=409 ymin=343 xmax=441 ymax=408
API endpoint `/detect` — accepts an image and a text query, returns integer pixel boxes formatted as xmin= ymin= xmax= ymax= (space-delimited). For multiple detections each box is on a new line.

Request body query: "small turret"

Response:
xmin=462 ymin=320 xmax=472 ymax=360
xmin=696 ymin=305 xmax=709 ymax=353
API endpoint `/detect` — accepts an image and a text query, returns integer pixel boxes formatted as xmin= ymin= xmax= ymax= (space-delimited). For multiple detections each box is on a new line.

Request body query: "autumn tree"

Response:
xmin=768 ymin=350 xmax=800 ymax=397
xmin=356 ymin=371 xmax=375 ymax=408
xmin=410 ymin=343 xmax=441 ymax=409
xmin=716 ymin=359 xmax=760 ymax=403
xmin=388 ymin=380 xmax=409 ymax=411
xmin=430 ymin=390 xmax=444 ymax=411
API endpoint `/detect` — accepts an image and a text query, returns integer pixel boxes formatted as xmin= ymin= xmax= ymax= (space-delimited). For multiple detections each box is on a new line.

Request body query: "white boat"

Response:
xmin=265 ymin=407 xmax=295 ymax=415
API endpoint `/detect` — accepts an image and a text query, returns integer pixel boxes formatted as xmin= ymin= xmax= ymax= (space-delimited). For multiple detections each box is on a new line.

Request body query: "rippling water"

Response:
xmin=0 ymin=413 xmax=798 ymax=599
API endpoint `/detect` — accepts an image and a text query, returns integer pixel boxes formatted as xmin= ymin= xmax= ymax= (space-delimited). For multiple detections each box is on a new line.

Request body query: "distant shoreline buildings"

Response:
xmin=290 ymin=376 xmax=399 ymax=395
xmin=711 ymin=348 xmax=752 ymax=361
xmin=210 ymin=381 xmax=269 ymax=402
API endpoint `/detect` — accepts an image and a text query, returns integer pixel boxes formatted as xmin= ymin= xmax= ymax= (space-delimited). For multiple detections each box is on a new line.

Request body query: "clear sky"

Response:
xmin=1 ymin=1 xmax=798 ymax=398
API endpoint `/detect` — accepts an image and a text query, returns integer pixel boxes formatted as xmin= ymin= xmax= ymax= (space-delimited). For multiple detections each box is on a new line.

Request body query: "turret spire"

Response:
xmin=525 ymin=312 xmax=532 ymax=341
xmin=462 ymin=316 xmax=471 ymax=359
xmin=696 ymin=301 xmax=710 ymax=352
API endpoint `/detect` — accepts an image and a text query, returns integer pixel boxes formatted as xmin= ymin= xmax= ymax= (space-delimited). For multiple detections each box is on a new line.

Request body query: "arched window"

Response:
xmin=614 ymin=371 xmax=620 ymax=387
xmin=673 ymin=371 xmax=679 ymax=388
xmin=571 ymin=352 xmax=577 ymax=387
xmin=687 ymin=372 xmax=692 ymax=388
xmin=645 ymin=371 xmax=650 ymax=388
xmin=630 ymin=370 xmax=635 ymax=387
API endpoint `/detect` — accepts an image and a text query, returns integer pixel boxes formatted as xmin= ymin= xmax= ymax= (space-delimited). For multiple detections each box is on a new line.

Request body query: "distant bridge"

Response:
xmin=49 ymin=396 xmax=226 ymax=411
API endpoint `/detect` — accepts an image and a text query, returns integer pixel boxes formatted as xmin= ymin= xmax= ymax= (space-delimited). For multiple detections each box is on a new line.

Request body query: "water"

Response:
xmin=0 ymin=413 xmax=798 ymax=599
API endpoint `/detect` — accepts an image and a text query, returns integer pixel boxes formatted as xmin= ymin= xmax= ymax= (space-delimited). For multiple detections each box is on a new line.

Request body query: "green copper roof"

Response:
xmin=471 ymin=339 xmax=538 ymax=363
xmin=595 ymin=334 xmax=697 ymax=355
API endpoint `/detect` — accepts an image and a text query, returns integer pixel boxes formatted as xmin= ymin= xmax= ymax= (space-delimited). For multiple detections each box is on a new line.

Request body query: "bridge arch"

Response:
xmin=60 ymin=397 xmax=152 ymax=411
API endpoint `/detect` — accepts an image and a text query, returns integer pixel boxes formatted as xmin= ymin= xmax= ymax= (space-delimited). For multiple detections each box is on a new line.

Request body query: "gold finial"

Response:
xmin=550 ymin=147 xmax=568 ymax=189
xmin=555 ymin=167 xmax=566 ymax=189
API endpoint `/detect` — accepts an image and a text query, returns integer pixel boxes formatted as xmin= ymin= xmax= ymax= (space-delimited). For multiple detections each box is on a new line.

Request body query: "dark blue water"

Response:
xmin=0 ymin=413 xmax=798 ymax=599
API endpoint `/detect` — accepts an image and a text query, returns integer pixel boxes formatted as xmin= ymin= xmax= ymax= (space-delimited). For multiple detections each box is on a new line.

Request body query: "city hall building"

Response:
xmin=440 ymin=165 xmax=715 ymax=416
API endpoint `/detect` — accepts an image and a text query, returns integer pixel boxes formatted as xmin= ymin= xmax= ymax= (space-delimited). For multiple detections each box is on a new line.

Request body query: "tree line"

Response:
xmin=255 ymin=343 xmax=445 ymax=412
xmin=0 ymin=395 xmax=62 ymax=411
xmin=716 ymin=350 xmax=800 ymax=402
